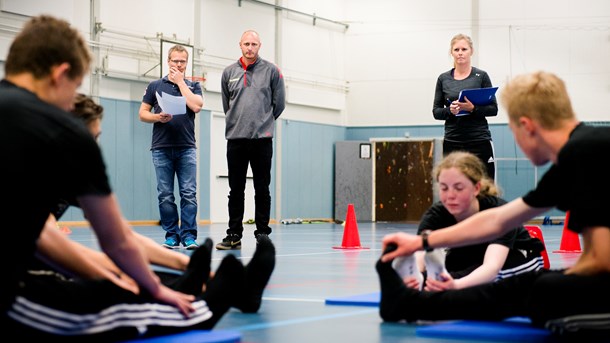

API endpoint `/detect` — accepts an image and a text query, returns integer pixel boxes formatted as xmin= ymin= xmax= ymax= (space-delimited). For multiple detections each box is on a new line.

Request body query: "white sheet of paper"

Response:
xmin=156 ymin=91 xmax=186 ymax=115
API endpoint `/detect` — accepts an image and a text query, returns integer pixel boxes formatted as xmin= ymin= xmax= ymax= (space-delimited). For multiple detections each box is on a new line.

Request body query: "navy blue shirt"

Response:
xmin=141 ymin=76 xmax=202 ymax=150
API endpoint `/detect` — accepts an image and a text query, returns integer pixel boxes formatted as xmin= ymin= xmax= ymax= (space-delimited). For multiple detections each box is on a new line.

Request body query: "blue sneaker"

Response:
xmin=162 ymin=237 xmax=180 ymax=249
xmin=183 ymin=238 xmax=199 ymax=250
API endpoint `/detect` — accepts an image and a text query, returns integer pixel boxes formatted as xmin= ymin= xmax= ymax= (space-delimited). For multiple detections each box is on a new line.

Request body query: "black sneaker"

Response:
xmin=216 ymin=234 xmax=242 ymax=250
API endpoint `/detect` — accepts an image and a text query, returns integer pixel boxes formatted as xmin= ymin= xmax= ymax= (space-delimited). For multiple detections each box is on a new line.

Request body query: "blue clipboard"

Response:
xmin=456 ymin=87 xmax=498 ymax=115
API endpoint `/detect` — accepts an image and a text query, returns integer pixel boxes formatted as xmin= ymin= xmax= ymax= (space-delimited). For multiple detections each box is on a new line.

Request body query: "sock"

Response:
xmin=376 ymin=244 xmax=418 ymax=322
xmin=236 ymin=234 xmax=276 ymax=313
xmin=424 ymin=248 xmax=449 ymax=281
xmin=202 ymin=254 xmax=245 ymax=327
xmin=171 ymin=238 xmax=213 ymax=295
xmin=392 ymin=254 xmax=424 ymax=290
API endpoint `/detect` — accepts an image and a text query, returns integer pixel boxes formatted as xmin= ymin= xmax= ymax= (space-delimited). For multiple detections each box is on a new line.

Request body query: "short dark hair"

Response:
xmin=5 ymin=15 xmax=92 ymax=80
xmin=167 ymin=44 xmax=189 ymax=60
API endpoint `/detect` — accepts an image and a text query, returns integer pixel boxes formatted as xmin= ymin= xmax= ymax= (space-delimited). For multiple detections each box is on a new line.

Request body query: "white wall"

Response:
xmin=344 ymin=0 xmax=610 ymax=126
xmin=478 ymin=0 xmax=610 ymax=124
xmin=344 ymin=0 xmax=475 ymax=126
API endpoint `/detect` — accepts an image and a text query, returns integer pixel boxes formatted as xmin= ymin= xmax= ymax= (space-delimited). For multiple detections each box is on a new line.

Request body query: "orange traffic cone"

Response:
xmin=553 ymin=211 xmax=582 ymax=253
xmin=333 ymin=204 xmax=369 ymax=249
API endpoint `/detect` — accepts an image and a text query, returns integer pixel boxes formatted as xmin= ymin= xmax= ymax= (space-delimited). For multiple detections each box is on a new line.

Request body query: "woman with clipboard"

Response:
xmin=432 ymin=33 xmax=498 ymax=180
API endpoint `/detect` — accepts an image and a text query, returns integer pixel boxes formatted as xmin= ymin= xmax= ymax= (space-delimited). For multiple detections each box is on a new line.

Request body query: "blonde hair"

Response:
xmin=434 ymin=151 xmax=500 ymax=197
xmin=501 ymin=71 xmax=575 ymax=130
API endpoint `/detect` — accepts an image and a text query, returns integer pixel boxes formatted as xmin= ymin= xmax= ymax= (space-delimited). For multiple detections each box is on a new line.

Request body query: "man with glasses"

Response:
xmin=139 ymin=44 xmax=204 ymax=250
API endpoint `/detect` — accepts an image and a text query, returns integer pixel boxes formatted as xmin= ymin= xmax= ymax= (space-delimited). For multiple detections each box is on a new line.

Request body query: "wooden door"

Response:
xmin=374 ymin=140 xmax=435 ymax=222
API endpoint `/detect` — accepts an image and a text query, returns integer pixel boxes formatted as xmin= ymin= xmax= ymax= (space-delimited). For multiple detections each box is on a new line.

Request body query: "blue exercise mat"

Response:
xmin=416 ymin=317 xmax=552 ymax=342
xmin=325 ymin=293 xmax=553 ymax=341
xmin=124 ymin=329 xmax=241 ymax=343
xmin=325 ymin=292 xmax=380 ymax=307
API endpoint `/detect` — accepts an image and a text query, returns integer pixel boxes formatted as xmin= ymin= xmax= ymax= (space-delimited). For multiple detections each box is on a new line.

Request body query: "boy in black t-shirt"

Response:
xmin=1 ymin=15 xmax=268 ymax=341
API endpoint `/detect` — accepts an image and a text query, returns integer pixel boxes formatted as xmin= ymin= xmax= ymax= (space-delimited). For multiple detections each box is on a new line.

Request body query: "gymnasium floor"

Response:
xmin=69 ymin=221 xmax=579 ymax=343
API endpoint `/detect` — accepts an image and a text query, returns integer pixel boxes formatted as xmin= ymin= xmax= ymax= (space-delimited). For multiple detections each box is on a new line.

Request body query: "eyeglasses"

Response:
xmin=170 ymin=59 xmax=187 ymax=65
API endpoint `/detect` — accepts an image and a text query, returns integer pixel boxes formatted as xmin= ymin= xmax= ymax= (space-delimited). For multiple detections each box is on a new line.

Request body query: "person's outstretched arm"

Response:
xmin=36 ymin=214 xmax=139 ymax=293
xmin=78 ymin=193 xmax=195 ymax=316
xmin=133 ymin=227 xmax=189 ymax=270
xmin=382 ymin=198 xmax=548 ymax=262
xmin=453 ymin=244 xmax=507 ymax=288
xmin=425 ymin=244 xmax=508 ymax=291
xmin=38 ymin=215 xmax=191 ymax=286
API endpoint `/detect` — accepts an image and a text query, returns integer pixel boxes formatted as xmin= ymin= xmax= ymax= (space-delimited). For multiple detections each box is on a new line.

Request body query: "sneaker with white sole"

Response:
xmin=162 ymin=237 xmax=180 ymax=249
xmin=183 ymin=238 xmax=199 ymax=250
xmin=215 ymin=234 xmax=242 ymax=250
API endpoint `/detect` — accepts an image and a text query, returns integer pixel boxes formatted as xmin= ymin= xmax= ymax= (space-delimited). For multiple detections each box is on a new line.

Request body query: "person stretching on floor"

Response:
xmin=1 ymin=15 xmax=271 ymax=341
xmin=376 ymin=71 xmax=610 ymax=340
xmin=393 ymin=151 xmax=545 ymax=291
xmin=34 ymin=94 xmax=273 ymax=314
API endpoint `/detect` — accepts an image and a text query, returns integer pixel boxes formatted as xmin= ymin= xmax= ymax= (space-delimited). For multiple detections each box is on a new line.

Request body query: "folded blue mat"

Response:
xmin=325 ymin=292 xmax=380 ymax=307
xmin=124 ymin=329 xmax=241 ymax=343
xmin=416 ymin=318 xmax=552 ymax=342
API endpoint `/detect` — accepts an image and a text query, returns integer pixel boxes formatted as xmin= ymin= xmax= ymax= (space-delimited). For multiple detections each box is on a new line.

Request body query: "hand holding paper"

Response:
xmin=156 ymin=91 xmax=187 ymax=115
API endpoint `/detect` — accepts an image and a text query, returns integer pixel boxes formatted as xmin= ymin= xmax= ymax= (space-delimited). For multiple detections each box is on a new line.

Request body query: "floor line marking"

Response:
xmin=262 ymin=297 xmax=325 ymax=303
xmin=230 ymin=308 xmax=378 ymax=331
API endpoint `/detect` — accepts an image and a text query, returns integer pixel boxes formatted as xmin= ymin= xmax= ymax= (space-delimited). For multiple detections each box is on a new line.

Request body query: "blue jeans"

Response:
xmin=152 ymin=148 xmax=197 ymax=242
xmin=226 ymin=138 xmax=273 ymax=238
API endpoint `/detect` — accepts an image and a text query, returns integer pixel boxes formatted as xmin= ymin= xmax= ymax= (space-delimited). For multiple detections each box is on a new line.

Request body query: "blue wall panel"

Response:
xmin=130 ymin=101 xmax=158 ymax=220
xmin=280 ymin=120 xmax=346 ymax=219
xmin=113 ymin=100 xmax=135 ymax=218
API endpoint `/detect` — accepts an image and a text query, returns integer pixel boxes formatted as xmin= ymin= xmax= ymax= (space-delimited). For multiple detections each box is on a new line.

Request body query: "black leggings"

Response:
xmin=402 ymin=269 xmax=610 ymax=327
xmin=6 ymin=273 xmax=222 ymax=341
xmin=443 ymin=139 xmax=495 ymax=180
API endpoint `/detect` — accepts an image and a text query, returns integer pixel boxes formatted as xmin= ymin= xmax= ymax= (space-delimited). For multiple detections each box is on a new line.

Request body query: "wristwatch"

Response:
xmin=420 ymin=230 xmax=433 ymax=252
